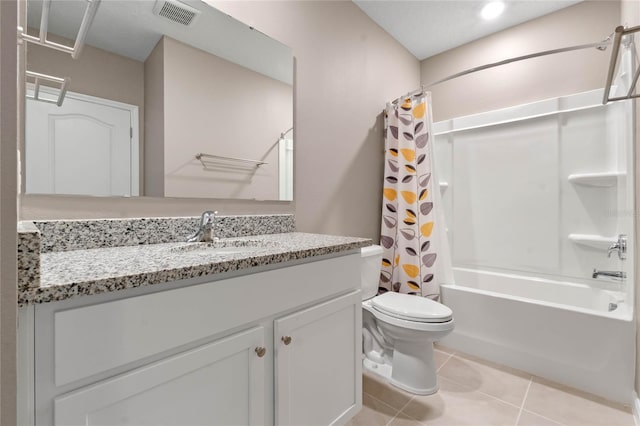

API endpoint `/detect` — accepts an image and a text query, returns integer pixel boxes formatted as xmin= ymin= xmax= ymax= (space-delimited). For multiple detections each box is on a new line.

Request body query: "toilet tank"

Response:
xmin=361 ymin=245 xmax=384 ymax=300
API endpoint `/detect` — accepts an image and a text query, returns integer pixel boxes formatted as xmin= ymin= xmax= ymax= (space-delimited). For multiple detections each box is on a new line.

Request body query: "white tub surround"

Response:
xmin=434 ymin=88 xmax=635 ymax=405
xmin=441 ymin=271 xmax=634 ymax=404
xmin=434 ymin=89 xmax=634 ymax=298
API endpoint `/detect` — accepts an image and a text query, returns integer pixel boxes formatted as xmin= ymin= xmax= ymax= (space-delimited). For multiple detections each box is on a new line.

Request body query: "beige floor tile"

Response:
xmin=388 ymin=411 xmax=428 ymax=425
xmin=517 ymin=410 xmax=563 ymax=426
xmin=402 ymin=377 xmax=520 ymax=425
xmin=523 ymin=377 xmax=634 ymax=426
xmin=434 ymin=350 xmax=452 ymax=371
xmin=363 ymin=371 xmax=414 ymax=411
xmin=438 ymin=353 xmax=531 ymax=407
xmin=345 ymin=393 xmax=399 ymax=426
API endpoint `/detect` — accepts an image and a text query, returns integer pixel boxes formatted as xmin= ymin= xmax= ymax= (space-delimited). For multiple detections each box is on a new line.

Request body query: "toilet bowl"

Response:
xmin=361 ymin=245 xmax=454 ymax=395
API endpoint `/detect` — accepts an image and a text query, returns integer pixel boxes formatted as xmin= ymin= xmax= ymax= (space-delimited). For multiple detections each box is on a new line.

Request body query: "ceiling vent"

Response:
xmin=153 ymin=0 xmax=201 ymax=26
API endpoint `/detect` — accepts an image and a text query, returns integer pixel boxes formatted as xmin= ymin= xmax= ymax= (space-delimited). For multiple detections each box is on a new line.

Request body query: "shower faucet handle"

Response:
xmin=607 ymin=234 xmax=627 ymax=260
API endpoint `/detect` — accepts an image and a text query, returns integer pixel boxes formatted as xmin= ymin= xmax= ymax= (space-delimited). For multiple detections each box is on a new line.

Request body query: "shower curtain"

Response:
xmin=379 ymin=92 xmax=452 ymax=300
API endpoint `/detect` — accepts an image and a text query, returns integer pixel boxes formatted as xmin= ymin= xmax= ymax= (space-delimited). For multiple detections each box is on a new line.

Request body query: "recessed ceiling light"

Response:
xmin=481 ymin=1 xmax=505 ymax=20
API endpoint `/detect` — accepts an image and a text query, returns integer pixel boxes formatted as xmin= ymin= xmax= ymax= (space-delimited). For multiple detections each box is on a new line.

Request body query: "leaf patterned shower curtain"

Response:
xmin=379 ymin=92 xmax=451 ymax=300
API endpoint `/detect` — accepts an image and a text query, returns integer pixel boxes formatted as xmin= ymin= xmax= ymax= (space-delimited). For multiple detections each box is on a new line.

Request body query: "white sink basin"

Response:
xmin=169 ymin=239 xmax=274 ymax=255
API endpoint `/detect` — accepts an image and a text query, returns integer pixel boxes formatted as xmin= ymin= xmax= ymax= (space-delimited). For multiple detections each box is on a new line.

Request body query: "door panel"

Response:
xmin=274 ymin=291 xmax=362 ymax=426
xmin=26 ymin=94 xmax=135 ymax=196
xmin=54 ymin=327 xmax=266 ymax=426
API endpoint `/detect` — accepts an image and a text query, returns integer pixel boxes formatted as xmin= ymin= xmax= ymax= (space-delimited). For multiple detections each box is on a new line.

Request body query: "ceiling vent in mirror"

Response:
xmin=153 ymin=0 xmax=201 ymax=26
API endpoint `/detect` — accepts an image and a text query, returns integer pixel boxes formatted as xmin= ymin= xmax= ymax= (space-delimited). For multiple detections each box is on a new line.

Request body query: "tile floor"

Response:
xmin=347 ymin=345 xmax=635 ymax=426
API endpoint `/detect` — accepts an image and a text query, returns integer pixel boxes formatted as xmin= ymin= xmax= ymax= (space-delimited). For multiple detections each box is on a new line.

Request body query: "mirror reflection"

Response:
xmin=24 ymin=0 xmax=294 ymax=200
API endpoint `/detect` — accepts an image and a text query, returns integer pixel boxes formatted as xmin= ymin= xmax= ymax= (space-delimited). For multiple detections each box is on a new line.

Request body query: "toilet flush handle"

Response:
xmin=282 ymin=336 xmax=292 ymax=345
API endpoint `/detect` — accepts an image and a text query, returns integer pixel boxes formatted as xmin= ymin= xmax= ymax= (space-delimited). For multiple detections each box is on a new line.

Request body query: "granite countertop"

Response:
xmin=19 ymin=232 xmax=372 ymax=306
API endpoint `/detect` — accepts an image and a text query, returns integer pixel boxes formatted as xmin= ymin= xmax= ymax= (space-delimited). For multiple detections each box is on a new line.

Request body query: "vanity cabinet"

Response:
xmin=19 ymin=252 xmax=362 ymax=426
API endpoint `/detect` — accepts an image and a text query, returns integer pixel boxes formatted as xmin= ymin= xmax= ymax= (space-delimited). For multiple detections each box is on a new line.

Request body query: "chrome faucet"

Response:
xmin=592 ymin=269 xmax=626 ymax=280
xmin=187 ymin=211 xmax=219 ymax=243
xmin=607 ymin=234 xmax=627 ymax=260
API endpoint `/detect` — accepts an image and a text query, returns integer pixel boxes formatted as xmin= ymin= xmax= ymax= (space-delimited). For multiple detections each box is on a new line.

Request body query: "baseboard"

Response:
xmin=632 ymin=391 xmax=640 ymax=426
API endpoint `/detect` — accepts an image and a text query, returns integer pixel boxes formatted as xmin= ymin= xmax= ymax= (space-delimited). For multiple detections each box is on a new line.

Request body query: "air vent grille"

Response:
xmin=153 ymin=0 xmax=200 ymax=26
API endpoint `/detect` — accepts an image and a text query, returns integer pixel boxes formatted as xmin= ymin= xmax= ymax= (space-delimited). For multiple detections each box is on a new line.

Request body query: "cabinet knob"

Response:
xmin=281 ymin=336 xmax=292 ymax=345
xmin=255 ymin=347 xmax=266 ymax=357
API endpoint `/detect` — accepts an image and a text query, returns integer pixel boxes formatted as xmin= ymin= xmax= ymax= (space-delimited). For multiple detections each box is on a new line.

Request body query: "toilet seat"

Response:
xmin=362 ymin=300 xmax=454 ymax=332
xmin=371 ymin=292 xmax=453 ymax=323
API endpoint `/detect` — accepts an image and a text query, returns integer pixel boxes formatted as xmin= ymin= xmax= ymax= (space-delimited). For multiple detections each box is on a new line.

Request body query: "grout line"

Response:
xmin=363 ymin=391 xmax=413 ymax=426
xmin=436 ymin=374 xmax=523 ymax=411
xmin=435 ymin=353 xmax=536 ymax=412
xmin=365 ymin=391 xmax=407 ymax=414
xmin=385 ymin=395 xmax=417 ymax=426
xmin=520 ymin=409 xmax=565 ymax=426
xmin=385 ymin=412 xmax=399 ymax=425
xmin=436 ymin=351 xmax=454 ymax=373
xmin=398 ymin=393 xmax=416 ymax=413
xmin=515 ymin=377 xmax=533 ymax=425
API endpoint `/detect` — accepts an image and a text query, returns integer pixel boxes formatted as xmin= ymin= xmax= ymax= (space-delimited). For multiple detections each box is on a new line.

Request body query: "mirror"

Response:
xmin=24 ymin=0 xmax=294 ymax=201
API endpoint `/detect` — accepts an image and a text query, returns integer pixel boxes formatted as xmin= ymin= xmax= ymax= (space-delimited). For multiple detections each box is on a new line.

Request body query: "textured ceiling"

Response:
xmin=26 ymin=0 xmax=293 ymax=84
xmin=353 ymin=1 xmax=582 ymax=60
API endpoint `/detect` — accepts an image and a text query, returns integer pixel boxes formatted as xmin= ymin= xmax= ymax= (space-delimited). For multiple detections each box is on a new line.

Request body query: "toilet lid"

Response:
xmin=371 ymin=292 xmax=453 ymax=323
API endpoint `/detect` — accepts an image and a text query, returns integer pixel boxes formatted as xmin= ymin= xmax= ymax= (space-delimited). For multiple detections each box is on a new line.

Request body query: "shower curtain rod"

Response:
xmin=395 ymin=35 xmax=612 ymax=102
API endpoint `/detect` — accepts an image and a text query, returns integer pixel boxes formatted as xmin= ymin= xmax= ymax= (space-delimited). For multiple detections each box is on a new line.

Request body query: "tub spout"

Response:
xmin=592 ymin=269 xmax=626 ymax=280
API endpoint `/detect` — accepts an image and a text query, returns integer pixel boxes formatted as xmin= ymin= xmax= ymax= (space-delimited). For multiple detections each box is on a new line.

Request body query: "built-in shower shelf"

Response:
xmin=567 ymin=172 xmax=626 ymax=187
xmin=568 ymin=234 xmax=617 ymax=250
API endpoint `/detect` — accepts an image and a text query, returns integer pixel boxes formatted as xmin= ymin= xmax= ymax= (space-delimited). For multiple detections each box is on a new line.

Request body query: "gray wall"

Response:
xmin=144 ymin=38 xmax=165 ymax=198
xmin=161 ymin=36 xmax=292 ymax=200
xmin=203 ymin=0 xmax=420 ymax=239
xmin=26 ymin=38 xmax=144 ymax=117
xmin=0 ymin=0 xmax=18 ymax=423
xmin=420 ymin=1 xmax=620 ymax=122
xmin=20 ymin=1 xmax=420 ymax=243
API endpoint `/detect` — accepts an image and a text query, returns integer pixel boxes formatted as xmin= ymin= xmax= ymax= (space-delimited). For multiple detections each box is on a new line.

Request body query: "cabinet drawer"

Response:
xmin=44 ymin=253 xmax=360 ymax=386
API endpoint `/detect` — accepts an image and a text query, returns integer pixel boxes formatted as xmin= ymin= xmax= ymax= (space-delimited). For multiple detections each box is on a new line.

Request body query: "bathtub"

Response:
xmin=440 ymin=268 xmax=635 ymax=404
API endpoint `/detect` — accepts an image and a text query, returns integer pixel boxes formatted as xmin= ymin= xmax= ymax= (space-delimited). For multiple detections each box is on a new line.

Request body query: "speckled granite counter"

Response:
xmin=19 ymin=232 xmax=371 ymax=306
xmin=18 ymin=214 xmax=295 ymax=291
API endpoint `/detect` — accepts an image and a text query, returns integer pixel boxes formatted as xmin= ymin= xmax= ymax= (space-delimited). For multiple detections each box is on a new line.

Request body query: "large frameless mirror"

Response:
xmin=23 ymin=0 xmax=294 ymax=201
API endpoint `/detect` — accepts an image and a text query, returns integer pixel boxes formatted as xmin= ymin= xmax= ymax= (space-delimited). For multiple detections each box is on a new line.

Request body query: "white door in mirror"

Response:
xmin=25 ymin=92 xmax=138 ymax=196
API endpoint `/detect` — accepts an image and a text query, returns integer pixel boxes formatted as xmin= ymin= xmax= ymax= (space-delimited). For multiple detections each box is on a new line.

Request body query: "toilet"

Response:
xmin=361 ymin=245 xmax=454 ymax=395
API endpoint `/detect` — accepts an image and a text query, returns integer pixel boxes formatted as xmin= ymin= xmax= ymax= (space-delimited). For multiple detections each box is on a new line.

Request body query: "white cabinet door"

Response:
xmin=53 ymin=327 xmax=266 ymax=426
xmin=274 ymin=291 xmax=362 ymax=426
